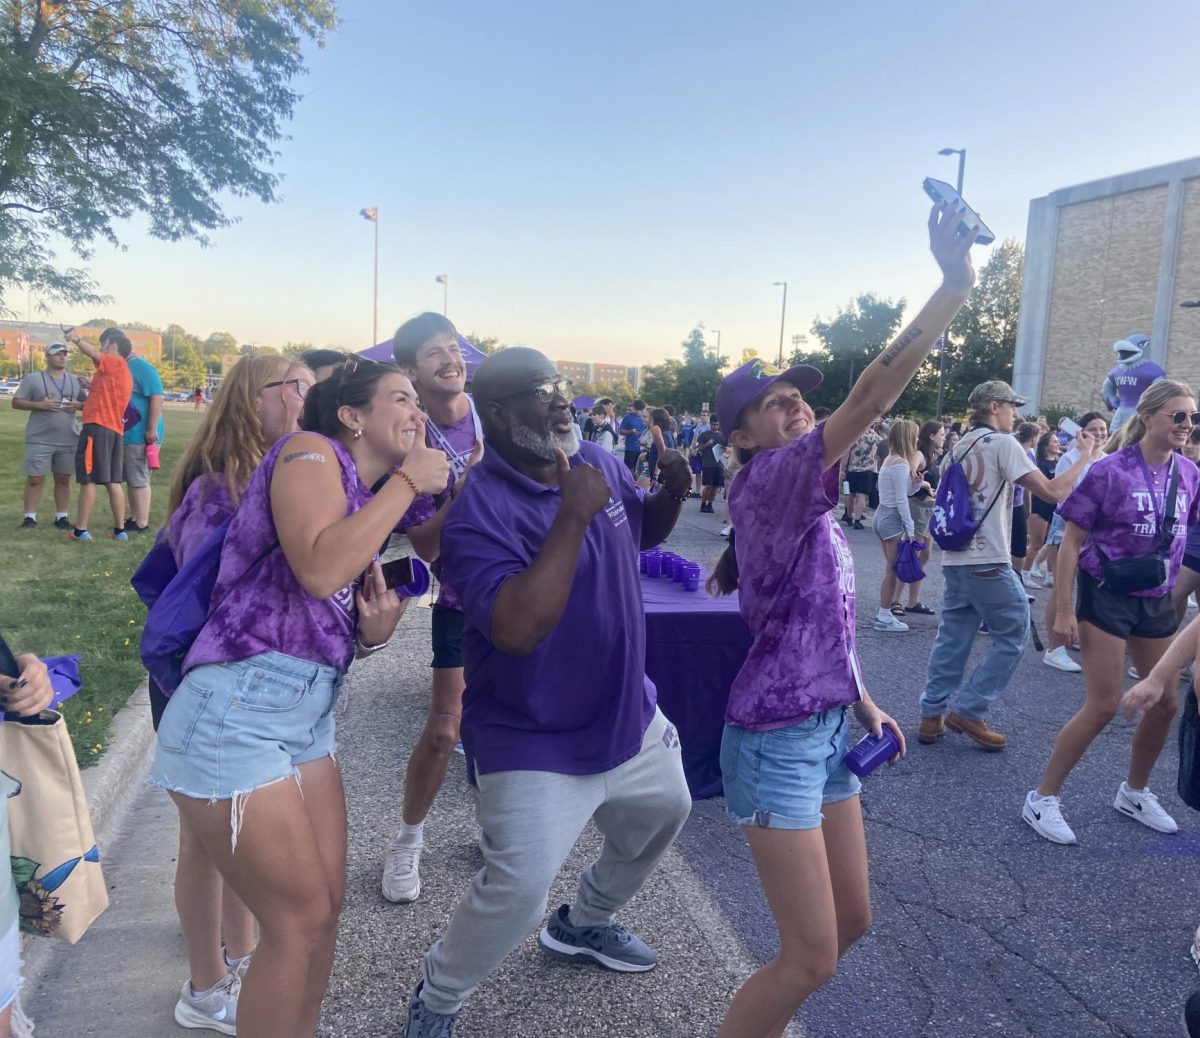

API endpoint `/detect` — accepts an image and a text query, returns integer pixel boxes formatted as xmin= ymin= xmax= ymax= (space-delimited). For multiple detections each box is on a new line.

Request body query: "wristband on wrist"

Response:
xmin=356 ymin=633 xmax=389 ymax=654
xmin=391 ymin=468 xmax=420 ymax=496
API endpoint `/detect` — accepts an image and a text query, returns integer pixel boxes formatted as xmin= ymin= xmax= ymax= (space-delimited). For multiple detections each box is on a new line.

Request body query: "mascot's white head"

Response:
xmin=1113 ymin=333 xmax=1150 ymax=364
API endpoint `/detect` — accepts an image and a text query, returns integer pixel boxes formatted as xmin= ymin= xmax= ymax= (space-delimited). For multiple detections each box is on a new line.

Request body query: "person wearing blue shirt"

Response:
xmin=112 ymin=330 xmax=164 ymax=533
xmin=618 ymin=400 xmax=647 ymax=472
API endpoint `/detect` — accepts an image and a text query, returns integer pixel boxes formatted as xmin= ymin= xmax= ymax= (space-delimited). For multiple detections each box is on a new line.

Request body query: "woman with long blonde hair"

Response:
xmin=154 ymin=353 xmax=315 ymax=1034
xmin=872 ymin=419 xmax=920 ymax=632
xmin=1025 ymin=379 xmax=1200 ymax=845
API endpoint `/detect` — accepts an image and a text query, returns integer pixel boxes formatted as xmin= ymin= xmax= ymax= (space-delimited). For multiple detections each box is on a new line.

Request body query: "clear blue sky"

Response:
xmin=71 ymin=0 xmax=1200 ymax=368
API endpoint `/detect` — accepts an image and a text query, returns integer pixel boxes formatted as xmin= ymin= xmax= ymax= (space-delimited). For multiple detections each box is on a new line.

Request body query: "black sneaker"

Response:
xmin=1185 ymin=990 xmax=1200 ymax=1038
xmin=54 ymin=516 xmax=71 ymax=530
xmin=124 ymin=518 xmax=151 ymax=533
xmin=403 ymin=981 xmax=458 ymax=1037
xmin=537 ymin=903 xmax=657 ymax=972
xmin=853 ymin=519 xmax=865 ymax=530
xmin=19 ymin=516 xmax=36 ymax=529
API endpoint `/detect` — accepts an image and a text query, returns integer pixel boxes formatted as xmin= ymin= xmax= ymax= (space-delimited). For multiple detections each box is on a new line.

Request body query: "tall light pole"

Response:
xmin=711 ymin=328 xmax=722 ymax=362
xmin=360 ymin=207 xmax=379 ymax=345
xmin=435 ymin=274 xmax=448 ymax=316
xmin=934 ymin=148 xmax=966 ymax=418
xmin=772 ymin=281 xmax=788 ymax=366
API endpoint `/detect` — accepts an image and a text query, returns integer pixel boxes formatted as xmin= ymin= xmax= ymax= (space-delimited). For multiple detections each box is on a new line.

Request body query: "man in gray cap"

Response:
xmin=11 ymin=342 xmax=87 ymax=529
xmin=402 ymin=346 xmax=694 ymax=1036
xmin=917 ymin=380 xmax=1101 ymax=750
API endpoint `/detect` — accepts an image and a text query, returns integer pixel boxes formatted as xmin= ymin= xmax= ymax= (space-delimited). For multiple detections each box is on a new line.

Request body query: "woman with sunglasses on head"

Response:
xmin=150 ymin=359 xmax=450 ymax=1037
xmin=1024 ymin=380 xmax=1200 ymax=845
xmin=155 ymin=355 xmax=315 ymax=1034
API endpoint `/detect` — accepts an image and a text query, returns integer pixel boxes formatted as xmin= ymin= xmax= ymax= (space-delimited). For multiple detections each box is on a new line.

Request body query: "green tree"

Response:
xmin=672 ymin=324 xmax=725 ymax=413
xmin=938 ymin=238 xmax=1024 ymax=414
xmin=638 ymin=359 xmax=681 ymax=406
xmin=0 ymin=0 xmax=337 ymax=311
xmin=463 ymin=333 xmax=502 ymax=355
xmin=204 ymin=332 xmax=238 ymax=359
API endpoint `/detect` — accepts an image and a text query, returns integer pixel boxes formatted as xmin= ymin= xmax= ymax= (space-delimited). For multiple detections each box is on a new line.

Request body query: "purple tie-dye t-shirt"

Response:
xmin=1057 ymin=445 xmax=1200 ymax=598
xmin=166 ymin=474 xmax=236 ymax=567
xmin=185 ymin=433 xmax=375 ymax=673
xmin=726 ymin=422 xmax=864 ymax=731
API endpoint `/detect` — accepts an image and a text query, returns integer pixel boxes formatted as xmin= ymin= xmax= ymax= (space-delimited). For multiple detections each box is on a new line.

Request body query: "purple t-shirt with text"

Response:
xmin=418 ymin=407 xmax=479 ymax=612
xmin=1058 ymin=446 xmax=1200 ymax=598
xmin=727 ymin=422 xmax=863 ymax=730
xmin=185 ymin=433 xmax=374 ymax=673
xmin=440 ymin=440 xmax=655 ymax=779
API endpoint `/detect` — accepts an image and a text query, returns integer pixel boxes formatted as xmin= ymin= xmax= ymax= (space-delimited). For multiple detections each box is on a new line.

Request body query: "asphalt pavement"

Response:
xmin=25 ymin=494 xmax=1200 ymax=1037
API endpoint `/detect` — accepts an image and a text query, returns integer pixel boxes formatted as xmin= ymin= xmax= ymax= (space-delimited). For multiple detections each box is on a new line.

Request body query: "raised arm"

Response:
xmin=64 ymin=329 xmax=101 ymax=365
xmin=1016 ymin=433 xmax=1101 ymax=501
xmin=821 ymin=206 xmax=978 ymax=466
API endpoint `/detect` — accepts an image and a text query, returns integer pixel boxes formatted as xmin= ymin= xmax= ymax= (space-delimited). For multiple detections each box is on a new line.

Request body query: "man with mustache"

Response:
xmin=383 ymin=313 xmax=484 ymax=905
xmin=402 ymin=347 xmax=694 ymax=1036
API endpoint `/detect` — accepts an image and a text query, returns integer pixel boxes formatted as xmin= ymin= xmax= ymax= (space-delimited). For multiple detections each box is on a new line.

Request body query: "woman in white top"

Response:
xmin=588 ymin=403 xmax=618 ymax=453
xmin=873 ymin=419 xmax=920 ymax=632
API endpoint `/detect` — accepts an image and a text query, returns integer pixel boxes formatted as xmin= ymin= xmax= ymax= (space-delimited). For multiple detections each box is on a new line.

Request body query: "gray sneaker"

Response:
xmin=174 ymin=974 xmax=239 ymax=1035
xmin=403 ymin=981 xmax=458 ymax=1037
xmin=537 ymin=903 xmax=657 ymax=972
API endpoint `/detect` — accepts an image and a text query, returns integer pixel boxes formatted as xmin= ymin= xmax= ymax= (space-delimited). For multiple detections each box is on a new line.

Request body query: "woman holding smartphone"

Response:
xmin=150 ymin=360 xmax=449 ymax=1037
xmin=1024 ymin=380 xmax=1200 ymax=845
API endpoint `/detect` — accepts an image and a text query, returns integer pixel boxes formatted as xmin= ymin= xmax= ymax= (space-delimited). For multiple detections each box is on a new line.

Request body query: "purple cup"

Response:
xmin=683 ymin=563 xmax=701 ymax=592
xmin=673 ymin=557 xmax=690 ymax=583
xmin=396 ymin=559 xmax=432 ymax=600
xmin=640 ymin=551 xmax=651 ymax=573
xmin=646 ymin=553 xmax=663 ymax=578
xmin=844 ymin=727 xmax=901 ymax=778
xmin=659 ymin=553 xmax=678 ymax=578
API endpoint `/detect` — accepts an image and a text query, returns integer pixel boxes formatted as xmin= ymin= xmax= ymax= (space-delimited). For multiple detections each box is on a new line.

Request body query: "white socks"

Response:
xmin=398 ymin=820 xmax=424 ymax=844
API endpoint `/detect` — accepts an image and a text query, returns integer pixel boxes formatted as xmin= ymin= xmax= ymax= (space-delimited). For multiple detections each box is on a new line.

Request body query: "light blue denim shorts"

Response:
xmin=1047 ymin=512 xmax=1067 ymax=546
xmin=150 ymin=651 xmax=343 ymax=807
xmin=0 ymin=916 xmax=20 ymax=1012
xmin=720 ymin=706 xmax=862 ymax=830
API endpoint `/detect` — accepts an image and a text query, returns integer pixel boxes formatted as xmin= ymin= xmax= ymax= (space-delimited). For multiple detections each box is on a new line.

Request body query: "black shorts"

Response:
xmin=1031 ymin=496 xmax=1056 ymax=523
xmin=1010 ymin=505 xmax=1028 ymax=559
xmin=847 ymin=470 xmax=876 ymax=497
xmin=431 ymin=605 xmax=465 ymax=669
xmin=1184 ymin=554 xmax=1200 ymax=575
xmin=75 ymin=423 xmax=124 ymax=485
xmin=1075 ymin=570 xmax=1177 ymax=640
xmin=623 ymin=450 xmax=640 ymax=471
xmin=702 ymin=466 xmax=724 ymax=488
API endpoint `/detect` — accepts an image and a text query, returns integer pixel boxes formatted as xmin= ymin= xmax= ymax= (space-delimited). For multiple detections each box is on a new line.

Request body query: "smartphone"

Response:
xmin=922 ymin=178 xmax=995 ymax=246
xmin=380 ymin=556 xmax=415 ymax=591
xmin=1058 ymin=416 xmax=1081 ymax=438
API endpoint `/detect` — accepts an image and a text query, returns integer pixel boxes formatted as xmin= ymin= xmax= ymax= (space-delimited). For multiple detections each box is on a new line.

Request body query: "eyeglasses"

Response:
xmin=263 ymin=378 xmax=311 ymax=399
xmin=504 ymin=378 xmax=573 ymax=404
xmin=1158 ymin=410 xmax=1200 ymax=426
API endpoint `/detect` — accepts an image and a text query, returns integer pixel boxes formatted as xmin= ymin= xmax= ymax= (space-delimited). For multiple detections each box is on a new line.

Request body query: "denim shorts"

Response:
xmin=720 ymin=706 xmax=862 ymax=830
xmin=151 ymin=651 xmax=344 ymax=807
xmin=1047 ymin=512 xmax=1067 ymax=546
xmin=0 ymin=916 xmax=20 ymax=1012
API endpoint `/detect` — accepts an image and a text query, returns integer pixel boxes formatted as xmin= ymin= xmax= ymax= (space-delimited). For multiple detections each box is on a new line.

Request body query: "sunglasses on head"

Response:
xmin=1158 ymin=409 xmax=1200 ymax=426
xmin=263 ymin=377 xmax=310 ymax=399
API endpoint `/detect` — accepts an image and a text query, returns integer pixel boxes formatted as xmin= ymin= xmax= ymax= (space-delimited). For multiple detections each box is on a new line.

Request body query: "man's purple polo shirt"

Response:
xmin=440 ymin=439 xmax=656 ymax=780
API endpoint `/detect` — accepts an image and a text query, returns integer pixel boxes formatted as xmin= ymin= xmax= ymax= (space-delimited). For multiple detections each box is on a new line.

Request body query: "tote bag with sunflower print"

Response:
xmin=1 ymin=711 xmax=108 ymax=943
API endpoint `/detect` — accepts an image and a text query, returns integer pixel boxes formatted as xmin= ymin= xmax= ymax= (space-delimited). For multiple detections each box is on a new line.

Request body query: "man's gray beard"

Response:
xmin=511 ymin=423 xmax=580 ymax=460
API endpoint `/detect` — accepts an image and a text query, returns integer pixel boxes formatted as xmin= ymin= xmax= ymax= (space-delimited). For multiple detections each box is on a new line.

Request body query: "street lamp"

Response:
xmin=934 ymin=147 xmax=967 ymax=418
xmin=772 ymin=281 xmax=788 ymax=367
xmin=710 ymin=329 xmax=722 ymax=362
xmin=435 ymin=274 xmax=448 ymax=316
xmin=360 ymin=207 xmax=379 ymax=345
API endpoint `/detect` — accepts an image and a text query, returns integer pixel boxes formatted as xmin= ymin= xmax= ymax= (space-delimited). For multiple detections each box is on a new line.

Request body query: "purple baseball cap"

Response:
xmin=715 ymin=358 xmax=823 ymax=433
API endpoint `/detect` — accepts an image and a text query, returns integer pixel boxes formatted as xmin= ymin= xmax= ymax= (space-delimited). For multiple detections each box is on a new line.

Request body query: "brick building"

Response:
xmin=0 ymin=320 xmax=163 ymax=367
xmin=1013 ymin=156 xmax=1200 ymax=414
xmin=555 ymin=359 xmax=641 ymax=390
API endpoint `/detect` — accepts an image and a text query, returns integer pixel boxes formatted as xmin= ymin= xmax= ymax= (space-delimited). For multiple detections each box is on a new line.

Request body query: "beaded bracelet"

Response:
xmin=390 ymin=468 xmax=420 ymax=496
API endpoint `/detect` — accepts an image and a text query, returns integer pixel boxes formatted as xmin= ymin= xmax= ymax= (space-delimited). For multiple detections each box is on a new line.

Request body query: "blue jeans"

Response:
xmin=919 ymin=563 xmax=1029 ymax=721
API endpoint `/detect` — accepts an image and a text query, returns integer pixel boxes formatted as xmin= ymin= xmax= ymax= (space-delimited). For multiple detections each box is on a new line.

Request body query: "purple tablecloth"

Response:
xmin=642 ymin=571 xmax=750 ymax=799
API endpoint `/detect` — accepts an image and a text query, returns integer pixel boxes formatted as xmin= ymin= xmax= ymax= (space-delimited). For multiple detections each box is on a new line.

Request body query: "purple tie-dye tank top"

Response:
xmin=184 ymin=432 xmax=373 ymax=674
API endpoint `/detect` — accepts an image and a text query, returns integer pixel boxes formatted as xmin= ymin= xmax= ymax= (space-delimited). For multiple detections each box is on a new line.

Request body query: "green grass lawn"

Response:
xmin=0 ymin=404 xmax=205 ymax=765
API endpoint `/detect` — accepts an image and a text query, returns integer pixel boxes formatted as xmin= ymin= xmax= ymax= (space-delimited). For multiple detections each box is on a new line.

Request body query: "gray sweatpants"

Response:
xmin=419 ymin=707 xmax=692 ymax=1015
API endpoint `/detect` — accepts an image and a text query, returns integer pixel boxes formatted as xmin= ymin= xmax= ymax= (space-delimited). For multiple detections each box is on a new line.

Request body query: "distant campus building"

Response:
xmin=0 ymin=320 xmax=163 ymax=368
xmin=557 ymin=359 xmax=641 ymax=391
xmin=1014 ymin=155 xmax=1200 ymax=413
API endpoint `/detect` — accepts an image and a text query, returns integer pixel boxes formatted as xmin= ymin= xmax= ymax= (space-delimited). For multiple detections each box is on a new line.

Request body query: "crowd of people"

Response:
xmin=7 ymin=200 xmax=1200 ymax=1038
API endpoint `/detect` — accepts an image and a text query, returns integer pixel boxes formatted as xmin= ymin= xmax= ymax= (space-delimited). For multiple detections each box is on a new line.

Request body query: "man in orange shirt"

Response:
xmin=64 ymin=327 xmax=133 ymax=541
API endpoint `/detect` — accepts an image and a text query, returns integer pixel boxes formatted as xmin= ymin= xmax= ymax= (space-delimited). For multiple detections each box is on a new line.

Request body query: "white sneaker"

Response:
xmin=1043 ymin=646 xmax=1082 ymax=673
xmin=720 ymin=525 xmax=731 ymax=538
xmin=873 ymin=613 xmax=909 ymax=632
xmin=1127 ymin=665 xmax=1141 ymax=680
xmin=1113 ymin=781 xmax=1178 ymax=833
xmin=382 ymin=833 xmax=423 ymax=903
xmin=1042 ymin=572 xmax=1054 ymax=588
xmin=1020 ymin=570 xmax=1036 ymax=588
xmin=174 ymin=974 xmax=239 ymax=1035
xmin=1022 ymin=791 xmax=1077 ymax=845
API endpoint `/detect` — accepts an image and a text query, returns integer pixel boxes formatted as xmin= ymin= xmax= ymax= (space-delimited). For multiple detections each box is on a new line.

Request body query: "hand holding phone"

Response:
xmin=1058 ymin=417 xmax=1081 ymax=438
xmin=923 ymin=178 xmax=995 ymax=247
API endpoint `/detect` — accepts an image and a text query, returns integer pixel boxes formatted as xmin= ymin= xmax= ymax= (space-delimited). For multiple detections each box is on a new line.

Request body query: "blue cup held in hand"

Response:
xmin=844 ymin=727 xmax=901 ymax=778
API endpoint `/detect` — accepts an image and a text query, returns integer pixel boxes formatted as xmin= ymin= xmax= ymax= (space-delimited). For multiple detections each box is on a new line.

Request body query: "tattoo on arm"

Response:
xmin=877 ymin=327 xmax=924 ymax=368
xmin=281 ymin=451 xmax=327 ymax=464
